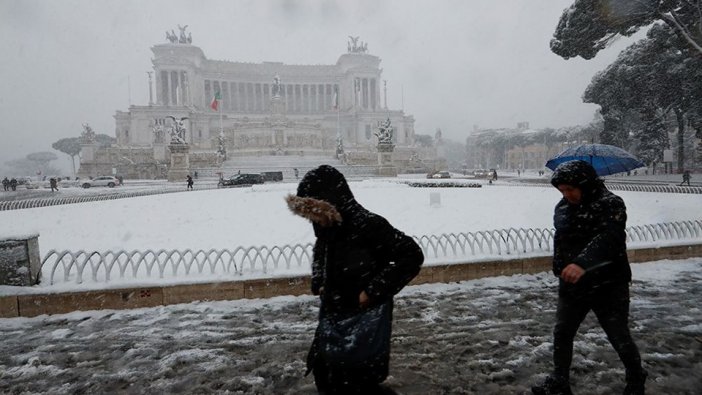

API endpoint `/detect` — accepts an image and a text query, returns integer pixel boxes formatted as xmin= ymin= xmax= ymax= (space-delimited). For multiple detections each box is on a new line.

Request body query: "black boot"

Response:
xmin=623 ymin=369 xmax=647 ymax=395
xmin=531 ymin=375 xmax=573 ymax=395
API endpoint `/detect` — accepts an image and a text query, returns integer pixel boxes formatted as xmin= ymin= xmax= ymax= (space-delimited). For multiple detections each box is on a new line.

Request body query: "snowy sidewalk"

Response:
xmin=1 ymin=259 xmax=701 ymax=394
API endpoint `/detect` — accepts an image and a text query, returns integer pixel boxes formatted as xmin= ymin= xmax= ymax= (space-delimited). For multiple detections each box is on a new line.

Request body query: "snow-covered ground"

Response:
xmin=0 ymin=259 xmax=700 ymax=394
xmin=0 ymin=177 xmax=699 ymax=292
xmin=1 ymin=178 xmax=698 ymax=252
xmin=0 ymin=177 xmax=700 ymax=393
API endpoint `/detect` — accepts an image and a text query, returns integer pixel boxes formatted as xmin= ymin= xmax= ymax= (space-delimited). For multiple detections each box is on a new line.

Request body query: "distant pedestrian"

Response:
xmin=194 ymin=171 xmax=198 ymax=179
xmin=49 ymin=178 xmax=58 ymax=192
xmin=2 ymin=177 xmax=8 ymax=191
xmin=531 ymin=160 xmax=646 ymax=395
xmin=10 ymin=178 xmax=17 ymax=191
xmin=680 ymin=170 xmax=691 ymax=186
xmin=186 ymin=175 xmax=194 ymax=190
xmin=293 ymin=168 xmax=299 ymax=179
xmin=118 ymin=175 xmax=124 ymax=186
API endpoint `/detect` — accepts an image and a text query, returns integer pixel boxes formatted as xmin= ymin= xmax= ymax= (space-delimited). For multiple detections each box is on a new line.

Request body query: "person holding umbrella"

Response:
xmin=532 ymin=160 xmax=646 ymax=395
xmin=545 ymin=143 xmax=645 ymax=177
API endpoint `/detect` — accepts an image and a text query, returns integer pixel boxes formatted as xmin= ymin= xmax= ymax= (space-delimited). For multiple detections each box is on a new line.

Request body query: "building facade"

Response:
xmin=79 ymin=30 xmax=423 ymax=178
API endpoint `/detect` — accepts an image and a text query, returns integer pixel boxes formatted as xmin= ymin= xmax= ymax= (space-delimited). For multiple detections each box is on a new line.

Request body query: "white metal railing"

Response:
xmin=501 ymin=182 xmax=702 ymax=194
xmin=40 ymin=220 xmax=702 ymax=286
xmin=0 ymin=187 xmax=221 ymax=211
xmin=3 ymin=181 xmax=699 ymax=212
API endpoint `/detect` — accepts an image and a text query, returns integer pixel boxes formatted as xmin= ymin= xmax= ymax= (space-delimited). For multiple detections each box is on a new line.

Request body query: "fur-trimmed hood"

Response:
xmin=286 ymin=165 xmax=357 ymax=231
xmin=285 ymin=194 xmax=342 ymax=227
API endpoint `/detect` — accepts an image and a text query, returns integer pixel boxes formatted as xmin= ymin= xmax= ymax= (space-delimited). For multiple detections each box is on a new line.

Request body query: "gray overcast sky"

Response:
xmin=0 ymin=0 xmax=637 ymax=172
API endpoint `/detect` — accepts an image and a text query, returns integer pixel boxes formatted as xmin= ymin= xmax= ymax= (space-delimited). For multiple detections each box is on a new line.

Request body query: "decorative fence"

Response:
xmin=40 ymin=220 xmax=702 ymax=286
xmin=0 ymin=189 xmax=181 ymax=211
xmin=4 ymin=180 xmax=699 ymax=212
xmin=502 ymin=182 xmax=702 ymax=194
xmin=606 ymin=183 xmax=702 ymax=194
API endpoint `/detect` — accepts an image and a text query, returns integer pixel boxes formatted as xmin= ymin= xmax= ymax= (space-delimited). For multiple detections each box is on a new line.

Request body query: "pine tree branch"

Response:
xmin=659 ymin=10 xmax=702 ymax=53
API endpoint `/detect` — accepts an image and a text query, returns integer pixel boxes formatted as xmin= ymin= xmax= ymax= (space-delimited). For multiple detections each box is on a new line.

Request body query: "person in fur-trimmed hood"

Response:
xmin=286 ymin=165 xmax=423 ymax=394
xmin=532 ymin=160 xmax=646 ymax=395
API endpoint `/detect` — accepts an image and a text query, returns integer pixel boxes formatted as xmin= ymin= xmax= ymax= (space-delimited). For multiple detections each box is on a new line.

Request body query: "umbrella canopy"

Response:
xmin=545 ymin=144 xmax=645 ymax=176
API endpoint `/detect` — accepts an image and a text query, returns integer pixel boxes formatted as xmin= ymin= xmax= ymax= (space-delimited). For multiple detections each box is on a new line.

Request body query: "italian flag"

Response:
xmin=210 ymin=91 xmax=221 ymax=111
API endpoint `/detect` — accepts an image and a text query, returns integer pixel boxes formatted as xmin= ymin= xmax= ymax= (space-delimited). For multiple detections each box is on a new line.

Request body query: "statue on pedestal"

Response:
xmin=272 ymin=74 xmax=282 ymax=97
xmin=347 ymin=35 xmax=369 ymax=53
xmin=375 ymin=118 xmax=394 ymax=145
xmin=151 ymin=119 xmax=165 ymax=143
xmin=217 ymin=133 xmax=227 ymax=160
xmin=166 ymin=116 xmax=189 ymax=144
xmin=336 ymin=137 xmax=346 ymax=163
xmin=80 ymin=123 xmax=96 ymax=143
xmin=166 ymin=25 xmax=192 ymax=44
xmin=166 ymin=30 xmax=178 ymax=43
xmin=177 ymin=24 xmax=189 ymax=44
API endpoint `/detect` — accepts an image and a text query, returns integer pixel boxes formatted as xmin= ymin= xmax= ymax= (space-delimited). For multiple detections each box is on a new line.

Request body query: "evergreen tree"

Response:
xmin=5 ymin=152 xmax=61 ymax=177
xmin=95 ymin=134 xmax=116 ymax=148
xmin=414 ymin=134 xmax=434 ymax=148
xmin=583 ymin=22 xmax=702 ymax=170
xmin=26 ymin=152 xmax=58 ymax=169
xmin=552 ymin=0 xmax=702 ymax=60
xmin=52 ymin=137 xmax=81 ymax=177
xmin=635 ymin=108 xmax=668 ymax=170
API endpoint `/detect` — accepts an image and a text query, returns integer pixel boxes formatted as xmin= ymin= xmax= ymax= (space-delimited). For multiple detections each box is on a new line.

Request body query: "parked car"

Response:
xmin=261 ymin=171 xmax=283 ymax=182
xmin=427 ymin=171 xmax=451 ymax=179
xmin=80 ymin=176 xmax=120 ymax=188
xmin=218 ymin=173 xmax=265 ymax=187
xmin=473 ymin=169 xmax=489 ymax=178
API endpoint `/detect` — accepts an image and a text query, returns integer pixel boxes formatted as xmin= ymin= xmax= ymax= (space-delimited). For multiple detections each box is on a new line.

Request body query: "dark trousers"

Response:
xmin=553 ymin=283 xmax=644 ymax=380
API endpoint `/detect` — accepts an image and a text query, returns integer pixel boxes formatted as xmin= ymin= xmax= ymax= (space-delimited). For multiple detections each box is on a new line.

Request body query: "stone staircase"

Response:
xmin=192 ymin=155 xmax=379 ymax=180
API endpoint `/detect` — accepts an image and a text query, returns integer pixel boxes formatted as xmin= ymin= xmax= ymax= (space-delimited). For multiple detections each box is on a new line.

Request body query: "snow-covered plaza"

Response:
xmin=1 ymin=259 xmax=700 ymax=394
xmin=0 ymin=177 xmax=701 ymax=394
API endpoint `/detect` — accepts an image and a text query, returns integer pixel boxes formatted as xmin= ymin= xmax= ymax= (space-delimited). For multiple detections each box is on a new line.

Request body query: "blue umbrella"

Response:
xmin=545 ymin=144 xmax=645 ymax=176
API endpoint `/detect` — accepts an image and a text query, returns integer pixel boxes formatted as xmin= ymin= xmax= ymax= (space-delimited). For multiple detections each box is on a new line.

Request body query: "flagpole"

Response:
xmin=335 ymin=86 xmax=341 ymax=157
xmin=219 ymin=105 xmax=223 ymax=135
xmin=219 ymin=100 xmax=224 ymax=160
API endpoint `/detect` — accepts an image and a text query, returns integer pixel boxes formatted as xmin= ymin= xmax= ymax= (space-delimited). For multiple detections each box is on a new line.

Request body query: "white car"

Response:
xmin=431 ymin=171 xmax=451 ymax=179
xmin=80 ymin=176 xmax=120 ymax=188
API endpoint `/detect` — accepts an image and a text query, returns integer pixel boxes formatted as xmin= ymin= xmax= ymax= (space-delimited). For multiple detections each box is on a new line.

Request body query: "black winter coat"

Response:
xmin=288 ymin=165 xmax=423 ymax=311
xmin=311 ymin=203 xmax=423 ymax=315
xmin=286 ymin=165 xmax=423 ymax=386
xmin=551 ymin=163 xmax=631 ymax=297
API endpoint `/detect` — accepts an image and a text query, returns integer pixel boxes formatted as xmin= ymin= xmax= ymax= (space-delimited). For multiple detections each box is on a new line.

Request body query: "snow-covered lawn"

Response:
xmin=1 ymin=179 xmax=698 ymax=252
